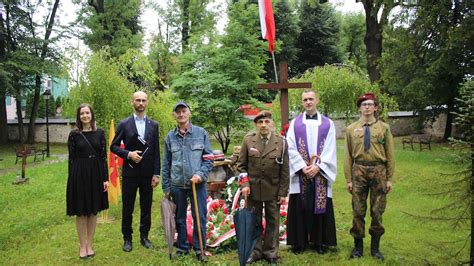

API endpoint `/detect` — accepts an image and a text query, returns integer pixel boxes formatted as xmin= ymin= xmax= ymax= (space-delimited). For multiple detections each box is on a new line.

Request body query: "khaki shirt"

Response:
xmin=236 ymin=132 xmax=290 ymax=202
xmin=344 ymin=118 xmax=395 ymax=182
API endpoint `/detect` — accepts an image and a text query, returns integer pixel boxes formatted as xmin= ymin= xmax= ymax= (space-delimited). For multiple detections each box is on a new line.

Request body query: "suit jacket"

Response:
xmin=237 ymin=132 xmax=290 ymax=202
xmin=110 ymin=115 xmax=161 ymax=178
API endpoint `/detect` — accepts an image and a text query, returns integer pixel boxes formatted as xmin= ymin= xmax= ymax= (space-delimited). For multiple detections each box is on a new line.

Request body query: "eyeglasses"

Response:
xmin=361 ymin=102 xmax=375 ymax=107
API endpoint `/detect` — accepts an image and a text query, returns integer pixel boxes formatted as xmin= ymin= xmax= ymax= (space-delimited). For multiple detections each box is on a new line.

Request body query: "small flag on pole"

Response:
xmin=108 ymin=119 xmax=122 ymax=205
xmin=258 ymin=0 xmax=276 ymax=53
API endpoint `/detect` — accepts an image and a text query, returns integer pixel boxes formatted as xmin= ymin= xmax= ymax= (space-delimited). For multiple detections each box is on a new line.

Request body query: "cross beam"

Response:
xmin=257 ymin=61 xmax=312 ymax=128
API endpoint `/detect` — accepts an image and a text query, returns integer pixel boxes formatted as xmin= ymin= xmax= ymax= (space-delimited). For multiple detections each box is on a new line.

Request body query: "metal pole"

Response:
xmin=271 ymin=51 xmax=278 ymax=83
xmin=46 ymin=98 xmax=50 ymax=157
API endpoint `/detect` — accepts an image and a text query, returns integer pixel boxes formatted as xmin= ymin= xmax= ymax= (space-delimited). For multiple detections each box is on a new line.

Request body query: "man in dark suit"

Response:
xmin=111 ymin=91 xmax=161 ymax=252
xmin=236 ymin=110 xmax=290 ymax=264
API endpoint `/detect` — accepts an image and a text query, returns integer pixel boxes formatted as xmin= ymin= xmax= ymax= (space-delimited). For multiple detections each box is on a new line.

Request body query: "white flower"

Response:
xmin=227 ymin=176 xmax=236 ymax=185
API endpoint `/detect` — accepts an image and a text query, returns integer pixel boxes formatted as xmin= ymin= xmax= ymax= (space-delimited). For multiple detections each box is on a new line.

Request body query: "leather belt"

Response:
xmin=355 ymin=160 xmax=384 ymax=166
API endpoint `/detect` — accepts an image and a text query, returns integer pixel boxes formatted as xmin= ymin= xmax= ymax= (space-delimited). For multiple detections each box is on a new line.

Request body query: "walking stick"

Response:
xmin=192 ymin=180 xmax=205 ymax=257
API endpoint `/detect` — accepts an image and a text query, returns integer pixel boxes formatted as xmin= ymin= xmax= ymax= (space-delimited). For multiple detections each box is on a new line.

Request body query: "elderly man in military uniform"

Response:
xmin=344 ymin=92 xmax=395 ymax=261
xmin=237 ymin=110 xmax=290 ymax=264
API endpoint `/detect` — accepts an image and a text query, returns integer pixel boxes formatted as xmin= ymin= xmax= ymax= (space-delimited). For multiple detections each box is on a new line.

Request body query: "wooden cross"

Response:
xmin=257 ymin=61 xmax=312 ymax=128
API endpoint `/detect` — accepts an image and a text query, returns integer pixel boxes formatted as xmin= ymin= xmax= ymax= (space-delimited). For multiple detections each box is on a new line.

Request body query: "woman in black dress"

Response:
xmin=66 ymin=104 xmax=109 ymax=259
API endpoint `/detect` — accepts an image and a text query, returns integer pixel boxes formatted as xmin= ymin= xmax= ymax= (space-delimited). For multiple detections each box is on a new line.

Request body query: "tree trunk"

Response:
xmin=26 ymin=0 xmax=60 ymax=144
xmin=15 ymin=90 xmax=25 ymax=144
xmin=363 ymin=2 xmax=382 ymax=83
xmin=0 ymin=12 xmax=9 ymax=144
xmin=443 ymin=107 xmax=453 ymax=141
xmin=181 ymin=0 xmax=190 ymax=52
xmin=470 ymin=141 xmax=473 ymax=265
xmin=0 ymin=95 xmax=8 ymax=144
xmin=26 ymin=74 xmax=41 ymax=143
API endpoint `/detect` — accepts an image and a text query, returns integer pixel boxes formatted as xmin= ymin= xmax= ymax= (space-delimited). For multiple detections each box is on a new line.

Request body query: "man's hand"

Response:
xmin=277 ymin=196 xmax=286 ymax=205
xmin=151 ymin=175 xmax=160 ymax=188
xmin=129 ymin=150 xmax=143 ymax=163
xmin=103 ymin=181 xmax=109 ymax=192
xmin=347 ymin=182 xmax=353 ymax=193
xmin=241 ymin=187 xmax=250 ymax=199
xmin=386 ymin=181 xmax=393 ymax=193
xmin=191 ymin=175 xmax=202 ymax=184
xmin=302 ymin=165 xmax=320 ymax=178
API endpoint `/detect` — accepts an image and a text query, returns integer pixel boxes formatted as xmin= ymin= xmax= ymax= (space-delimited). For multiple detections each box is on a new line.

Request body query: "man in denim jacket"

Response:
xmin=162 ymin=101 xmax=213 ymax=261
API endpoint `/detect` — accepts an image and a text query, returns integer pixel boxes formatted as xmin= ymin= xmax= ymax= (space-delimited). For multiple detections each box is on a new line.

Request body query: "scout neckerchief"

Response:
xmin=293 ymin=112 xmax=330 ymax=214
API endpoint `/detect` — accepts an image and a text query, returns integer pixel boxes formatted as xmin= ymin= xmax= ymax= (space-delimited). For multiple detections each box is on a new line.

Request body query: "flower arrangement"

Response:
xmin=186 ymin=176 xmax=288 ymax=249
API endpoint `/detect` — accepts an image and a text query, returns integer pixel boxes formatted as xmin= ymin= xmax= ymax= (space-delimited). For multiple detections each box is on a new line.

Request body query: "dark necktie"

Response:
xmin=364 ymin=124 xmax=370 ymax=152
xmin=262 ymin=137 xmax=268 ymax=149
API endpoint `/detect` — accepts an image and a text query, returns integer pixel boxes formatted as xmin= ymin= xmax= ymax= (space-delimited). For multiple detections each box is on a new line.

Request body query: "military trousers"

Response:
xmin=350 ymin=164 xmax=388 ymax=239
xmin=248 ymin=198 xmax=280 ymax=259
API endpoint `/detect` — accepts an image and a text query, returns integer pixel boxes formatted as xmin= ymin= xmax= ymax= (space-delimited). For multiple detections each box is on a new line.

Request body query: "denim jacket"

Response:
xmin=162 ymin=123 xmax=213 ymax=192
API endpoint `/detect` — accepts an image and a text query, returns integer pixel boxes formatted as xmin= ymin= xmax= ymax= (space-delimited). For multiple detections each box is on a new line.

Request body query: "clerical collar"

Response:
xmin=305 ymin=112 xmax=318 ymax=120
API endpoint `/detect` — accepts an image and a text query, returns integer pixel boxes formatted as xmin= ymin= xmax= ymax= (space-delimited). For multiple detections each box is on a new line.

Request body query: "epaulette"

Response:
xmin=276 ymin=134 xmax=286 ymax=140
xmin=244 ymin=132 xmax=257 ymax=138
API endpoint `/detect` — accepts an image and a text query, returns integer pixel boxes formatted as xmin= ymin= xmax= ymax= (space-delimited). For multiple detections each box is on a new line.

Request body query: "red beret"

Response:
xmin=356 ymin=93 xmax=377 ymax=107
xmin=253 ymin=110 xmax=272 ymax=123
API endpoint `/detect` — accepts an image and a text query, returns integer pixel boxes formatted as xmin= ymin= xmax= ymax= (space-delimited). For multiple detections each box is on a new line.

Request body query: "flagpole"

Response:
xmin=271 ymin=51 xmax=278 ymax=83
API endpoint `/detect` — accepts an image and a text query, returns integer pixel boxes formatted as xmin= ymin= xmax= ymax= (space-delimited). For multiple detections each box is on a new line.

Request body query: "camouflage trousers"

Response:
xmin=350 ymin=164 xmax=388 ymax=239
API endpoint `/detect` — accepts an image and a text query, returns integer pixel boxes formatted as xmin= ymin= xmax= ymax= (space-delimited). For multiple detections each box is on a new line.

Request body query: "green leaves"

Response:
xmin=170 ymin=0 xmax=269 ymax=153
xmin=271 ymin=64 xmax=398 ymax=128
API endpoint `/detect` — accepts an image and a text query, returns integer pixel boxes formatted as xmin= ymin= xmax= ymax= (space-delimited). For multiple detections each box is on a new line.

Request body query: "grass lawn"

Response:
xmin=0 ymin=138 xmax=469 ymax=264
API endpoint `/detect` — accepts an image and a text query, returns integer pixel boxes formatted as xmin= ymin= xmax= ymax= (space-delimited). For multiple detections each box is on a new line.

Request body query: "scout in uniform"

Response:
xmin=236 ymin=110 xmax=290 ymax=264
xmin=344 ymin=93 xmax=395 ymax=261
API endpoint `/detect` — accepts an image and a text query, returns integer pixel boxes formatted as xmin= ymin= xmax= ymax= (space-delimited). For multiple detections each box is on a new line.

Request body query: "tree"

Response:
xmin=65 ymin=49 xmax=176 ymax=138
xmin=263 ymin=0 xmax=300 ymax=81
xmin=357 ymin=0 xmax=399 ymax=83
xmin=338 ymin=12 xmax=366 ymax=71
xmin=271 ymin=64 xmax=397 ymax=129
xmin=172 ymin=0 xmax=269 ymax=153
xmin=293 ymin=0 xmax=341 ymax=75
xmin=381 ymin=0 xmax=473 ymax=139
xmin=451 ymin=80 xmax=473 ymax=264
xmin=0 ymin=9 xmax=10 ymax=144
xmin=25 ymin=92 xmax=55 ymax=119
xmin=147 ymin=33 xmax=179 ymax=90
xmin=78 ymin=0 xmax=143 ymax=57
xmin=1 ymin=0 xmax=62 ymax=144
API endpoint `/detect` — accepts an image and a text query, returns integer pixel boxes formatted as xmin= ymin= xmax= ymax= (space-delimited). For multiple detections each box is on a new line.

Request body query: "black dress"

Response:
xmin=66 ymin=129 xmax=109 ymax=216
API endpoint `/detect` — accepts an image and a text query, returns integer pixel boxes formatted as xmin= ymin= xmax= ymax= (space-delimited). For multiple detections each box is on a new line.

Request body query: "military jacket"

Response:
xmin=236 ymin=131 xmax=290 ymax=202
xmin=344 ymin=118 xmax=395 ymax=182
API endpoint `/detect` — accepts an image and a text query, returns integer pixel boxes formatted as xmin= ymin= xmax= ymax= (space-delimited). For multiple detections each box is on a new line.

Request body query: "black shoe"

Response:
xmin=265 ymin=257 xmax=279 ymax=265
xmin=291 ymin=246 xmax=304 ymax=254
xmin=314 ymin=245 xmax=327 ymax=254
xmin=79 ymin=255 xmax=88 ymax=260
xmin=371 ymin=250 xmax=384 ymax=261
xmin=370 ymin=235 xmax=384 ymax=261
xmin=123 ymin=240 xmax=132 ymax=252
xmin=172 ymin=250 xmax=189 ymax=260
xmin=349 ymin=238 xmax=363 ymax=259
xmin=246 ymin=256 xmax=261 ymax=264
xmin=349 ymin=247 xmax=363 ymax=259
xmin=196 ymin=253 xmax=208 ymax=262
xmin=140 ymin=237 xmax=152 ymax=249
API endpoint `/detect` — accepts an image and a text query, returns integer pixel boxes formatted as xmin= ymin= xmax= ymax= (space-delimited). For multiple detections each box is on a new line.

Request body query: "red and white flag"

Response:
xmin=258 ymin=0 xmax=276 ymax=53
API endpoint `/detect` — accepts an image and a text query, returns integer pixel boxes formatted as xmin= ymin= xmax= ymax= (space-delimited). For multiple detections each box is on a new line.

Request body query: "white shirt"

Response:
xmin=133 ymin=114 xmax=146 ymax=138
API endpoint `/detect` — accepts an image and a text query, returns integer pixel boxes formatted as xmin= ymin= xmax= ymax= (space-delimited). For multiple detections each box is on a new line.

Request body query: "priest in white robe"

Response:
xmin=286 ymin=89 xmax=338 ymax=254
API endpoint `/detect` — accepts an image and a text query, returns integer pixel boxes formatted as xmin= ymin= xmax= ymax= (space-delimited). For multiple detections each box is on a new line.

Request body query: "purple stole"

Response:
xmin=294 ymin=113 xmax=330 ymax=214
